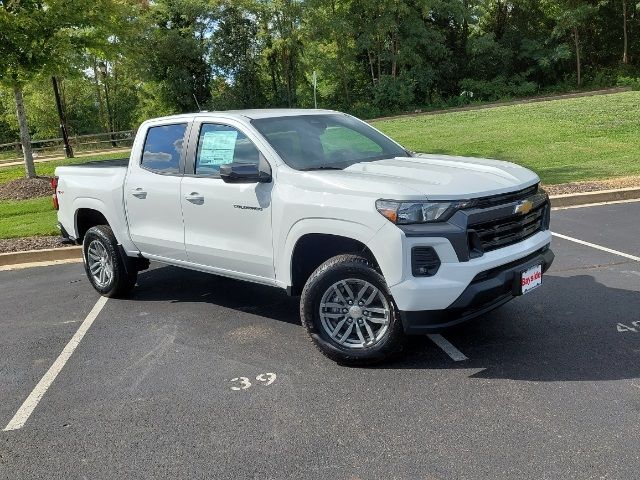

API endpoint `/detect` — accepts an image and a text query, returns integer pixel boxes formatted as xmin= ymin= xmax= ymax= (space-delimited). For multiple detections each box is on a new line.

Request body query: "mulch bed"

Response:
xmin=0 ymin=236 xmax=73 ymax=254
xmin=0 ymin=177 xmax=52 ymax=201
xmin=543 ymin=176 xmax=640 ymax=196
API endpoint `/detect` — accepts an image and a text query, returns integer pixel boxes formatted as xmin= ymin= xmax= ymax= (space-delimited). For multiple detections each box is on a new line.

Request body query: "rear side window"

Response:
xmin=141 ymin=123 xmax=187 ymax=174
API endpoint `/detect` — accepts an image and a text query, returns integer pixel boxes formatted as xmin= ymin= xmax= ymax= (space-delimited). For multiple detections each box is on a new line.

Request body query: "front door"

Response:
xmin=180 ymin=121 xmax=274 ymax=280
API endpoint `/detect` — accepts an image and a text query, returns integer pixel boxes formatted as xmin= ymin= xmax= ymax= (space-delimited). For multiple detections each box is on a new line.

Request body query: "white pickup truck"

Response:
xmin=54 ymin=109 xmax=553 ymax=364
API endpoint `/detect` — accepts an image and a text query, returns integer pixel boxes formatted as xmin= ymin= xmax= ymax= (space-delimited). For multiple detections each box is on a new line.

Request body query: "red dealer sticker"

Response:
xmin=521 ymin=264 xmax=542 ymax=295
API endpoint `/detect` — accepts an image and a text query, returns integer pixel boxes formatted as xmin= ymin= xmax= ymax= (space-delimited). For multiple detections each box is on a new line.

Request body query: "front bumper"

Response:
xmin=386 ymin=228 xmax=553 ymax=311
xmin=399 ymin=246 xmax=554 ymax=334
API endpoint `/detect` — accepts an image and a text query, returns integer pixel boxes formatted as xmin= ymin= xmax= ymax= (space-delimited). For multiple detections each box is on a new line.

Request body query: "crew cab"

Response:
xmin=54 ymin=109 xmax=554 ymax=364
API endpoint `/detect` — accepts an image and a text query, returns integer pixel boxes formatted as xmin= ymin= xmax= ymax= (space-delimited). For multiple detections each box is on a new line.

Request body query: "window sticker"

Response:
xmin=199 ymin=130 xmax=238 ymax=166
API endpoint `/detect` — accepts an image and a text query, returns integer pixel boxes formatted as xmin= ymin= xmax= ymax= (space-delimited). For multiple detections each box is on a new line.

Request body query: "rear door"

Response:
xmin=124 ymin=122 xmax=189 ymax=261
xmin=180 ymin=118 xmax=275 ymax=280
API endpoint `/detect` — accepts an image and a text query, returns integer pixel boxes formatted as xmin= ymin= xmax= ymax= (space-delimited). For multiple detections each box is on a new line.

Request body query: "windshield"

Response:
xmin=251 ymin=114 xmax=408 ymax=170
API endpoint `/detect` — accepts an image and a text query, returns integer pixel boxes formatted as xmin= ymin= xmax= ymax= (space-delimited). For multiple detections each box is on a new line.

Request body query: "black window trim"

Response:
xmin=139 ymin=121 xmax=191 ymax=177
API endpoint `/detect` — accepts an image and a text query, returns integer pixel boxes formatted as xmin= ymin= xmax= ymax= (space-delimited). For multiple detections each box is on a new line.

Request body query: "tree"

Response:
xmin=548 ymin=0 xmax=596 ymax=87
xmin=303 ymin=0 xmax=358 ymax=107
xmin=211 ymin=1 xmax=266 ymax=109
xmin=622 ymin=0 xmax=629 ymax=63
xmin=257 ymin=0 xmax=305 ymax=107
xmin=1 ymin=0 xmax=638 ymax=142
xmin=139 ymin=0 xmax=214 ymax=113
xmin=0 ymin=0 xmax=131 ymax=178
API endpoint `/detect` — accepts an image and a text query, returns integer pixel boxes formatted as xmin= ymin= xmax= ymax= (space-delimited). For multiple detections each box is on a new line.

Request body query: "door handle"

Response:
xmin=185 ymin=192 xmax=204 ymax=205
xmin=131 ymin=188 xmax=147 ymax=199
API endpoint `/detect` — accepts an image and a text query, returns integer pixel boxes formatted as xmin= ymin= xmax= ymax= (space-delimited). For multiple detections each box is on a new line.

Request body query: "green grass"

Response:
xmin=0 ymin=150 xmax=130 ymax=183
xmin=372 ymin=91 xmax=640 ymax=185
xmin=0 ymin=151 xmax=130 ymax=239
xmin=0 ymin=197 xmax=58 ymax=239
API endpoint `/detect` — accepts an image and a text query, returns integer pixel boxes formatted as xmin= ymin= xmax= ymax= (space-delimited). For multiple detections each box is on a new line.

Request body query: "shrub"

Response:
xmin=459 ymin=76 xmax=538 ymax=102
xmin=616 ymin=76 xmax=640 ymax=91
xmin=348 ymin=102 xmax=382 ymax=120
xmin=373 ymin=75 xmax=415 ymax=112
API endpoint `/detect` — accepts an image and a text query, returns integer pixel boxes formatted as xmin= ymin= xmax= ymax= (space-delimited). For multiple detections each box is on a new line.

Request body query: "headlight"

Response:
xmin=376 ymin=199 xmax=471 ymax=224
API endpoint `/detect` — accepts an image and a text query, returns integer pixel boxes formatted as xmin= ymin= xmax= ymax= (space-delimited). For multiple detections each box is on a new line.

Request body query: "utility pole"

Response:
xmin=312 ymin=71 xmax=318 ymax=109
xmin=51 ymin=76 xmax=74 ymax=158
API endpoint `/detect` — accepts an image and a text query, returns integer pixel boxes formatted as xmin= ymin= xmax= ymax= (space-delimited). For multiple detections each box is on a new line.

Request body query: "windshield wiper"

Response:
xmin=300 ymin=166 xmax=345 ymax=171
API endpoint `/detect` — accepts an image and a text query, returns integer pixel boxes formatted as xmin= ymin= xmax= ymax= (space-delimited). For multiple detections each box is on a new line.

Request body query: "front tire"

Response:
xmin=83 ymin=225 xmax=137 ymax=298
xmin=300 ymin=254 xmax=405 ymax=365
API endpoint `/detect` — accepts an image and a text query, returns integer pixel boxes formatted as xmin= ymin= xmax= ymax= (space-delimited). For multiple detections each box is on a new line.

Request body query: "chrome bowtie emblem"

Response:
xmin=514 ymin=200 xmax=534 ymax=215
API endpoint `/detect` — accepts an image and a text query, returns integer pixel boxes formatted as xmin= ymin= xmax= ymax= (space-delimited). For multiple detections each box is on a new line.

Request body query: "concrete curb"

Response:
xmin=550 ymin=187 xmax=640 ymax=208
xmin=0 ymin=246 xmax=82 ymax=268
xmin=1 ymin=187 xmax=640 ymax=270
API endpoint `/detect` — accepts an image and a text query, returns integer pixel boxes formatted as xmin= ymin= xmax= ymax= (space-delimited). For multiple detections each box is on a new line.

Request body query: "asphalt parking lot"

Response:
xmin=1 ymin=200 xmax=639 ymax=479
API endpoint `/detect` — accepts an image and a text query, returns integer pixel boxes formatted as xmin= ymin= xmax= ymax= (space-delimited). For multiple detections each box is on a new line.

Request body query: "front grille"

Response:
xmin=472 ymin=184 xmax=539 ymax=209
xmin=470 ymin=202 xmax=547 ymax=252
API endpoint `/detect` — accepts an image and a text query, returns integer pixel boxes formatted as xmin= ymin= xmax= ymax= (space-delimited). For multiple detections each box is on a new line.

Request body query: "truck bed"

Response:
xmin=55 ymin=159 xmax=131 ymax=243
xmin=72 ymin=158 xmax=129 ymax=168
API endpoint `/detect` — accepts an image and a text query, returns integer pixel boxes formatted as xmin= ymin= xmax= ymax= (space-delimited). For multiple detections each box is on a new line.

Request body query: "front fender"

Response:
xmin=275 ymin=218 xmax=381 ymax=288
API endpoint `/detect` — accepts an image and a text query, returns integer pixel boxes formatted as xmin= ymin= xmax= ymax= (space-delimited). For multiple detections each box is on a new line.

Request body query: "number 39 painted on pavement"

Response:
xmin=617 ymin=321 xmax=640 ymax=333
xmin=230 ymin=373 xmax=277 ymax=391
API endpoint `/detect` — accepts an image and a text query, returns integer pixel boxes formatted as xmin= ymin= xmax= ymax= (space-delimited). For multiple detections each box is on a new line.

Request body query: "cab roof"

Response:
xmin=148 ymin=109 xmax=340 ymax=124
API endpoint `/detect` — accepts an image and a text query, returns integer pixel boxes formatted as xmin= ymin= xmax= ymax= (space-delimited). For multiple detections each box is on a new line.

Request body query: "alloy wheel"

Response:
xmin=319 ymin=278 xmax=391 ymax=349
xmin=86 ymin=239 xmax=114 ymax=288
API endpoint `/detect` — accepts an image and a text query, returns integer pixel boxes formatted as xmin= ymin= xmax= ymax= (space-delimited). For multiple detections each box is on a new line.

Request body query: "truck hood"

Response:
xmin=314 ymin=154 xmax=539 ymax=200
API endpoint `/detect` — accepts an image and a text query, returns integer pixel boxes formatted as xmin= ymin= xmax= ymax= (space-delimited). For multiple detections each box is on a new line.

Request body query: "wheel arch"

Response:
xmin=75 ymin=208 xmax=109 ymax=241
xmin=72 ymin=198 xmax=122 ymax=244
xmin=280 ymin=219 xmax=381 ymax=295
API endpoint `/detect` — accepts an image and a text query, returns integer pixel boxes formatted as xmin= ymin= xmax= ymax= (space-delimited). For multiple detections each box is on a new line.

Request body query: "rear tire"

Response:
xmin=83 ymin=225 xmax=137 ymax=298
xmin=300 ymin=254 xmax=405 ymax=365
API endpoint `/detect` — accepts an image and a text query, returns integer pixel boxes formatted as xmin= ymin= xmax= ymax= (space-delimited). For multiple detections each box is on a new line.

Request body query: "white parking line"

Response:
xmin=3 ymin=296 xmax=108 ymax=432
xmin=552 ymin=232 xmax=640 ymax=262
xmin=427 ymin=334 xmax=469 ymax=362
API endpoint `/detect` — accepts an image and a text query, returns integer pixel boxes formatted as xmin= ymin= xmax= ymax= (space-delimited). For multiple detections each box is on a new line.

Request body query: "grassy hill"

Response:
xmin=373 ymin=91 xmax=640 ymax=185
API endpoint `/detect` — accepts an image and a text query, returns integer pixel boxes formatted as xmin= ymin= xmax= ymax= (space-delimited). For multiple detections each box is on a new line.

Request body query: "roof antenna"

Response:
xmin=193 ymin=94 xmax=202 ymax=112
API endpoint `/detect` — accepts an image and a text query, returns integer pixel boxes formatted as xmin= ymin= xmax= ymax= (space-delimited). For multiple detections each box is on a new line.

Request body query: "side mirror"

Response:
xmin=219 ymin=162 xmax=271 ymax=184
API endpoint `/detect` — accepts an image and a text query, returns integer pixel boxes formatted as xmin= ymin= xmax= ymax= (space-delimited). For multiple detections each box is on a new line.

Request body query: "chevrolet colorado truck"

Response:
xmin=54 ymin=109 xmax=554 ymax=364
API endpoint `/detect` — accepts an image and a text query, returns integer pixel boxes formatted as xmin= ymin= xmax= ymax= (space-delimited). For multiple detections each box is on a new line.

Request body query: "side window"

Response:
xmin=195 ymin=124 xmax=261 ymax=176
xmin=141 ymin=123 xmax=187 ymax=174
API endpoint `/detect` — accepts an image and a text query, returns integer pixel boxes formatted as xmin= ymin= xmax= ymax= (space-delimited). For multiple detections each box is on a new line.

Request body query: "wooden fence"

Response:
xmin=0 ymin=130 xmax=135 ymax=163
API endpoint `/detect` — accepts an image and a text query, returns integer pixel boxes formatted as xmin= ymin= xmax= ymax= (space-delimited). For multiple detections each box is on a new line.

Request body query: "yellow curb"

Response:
xmin=0 ymin=246 xmax=82 ymax=268
xmin=550 ymin=187 xmax=640 ymax=208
